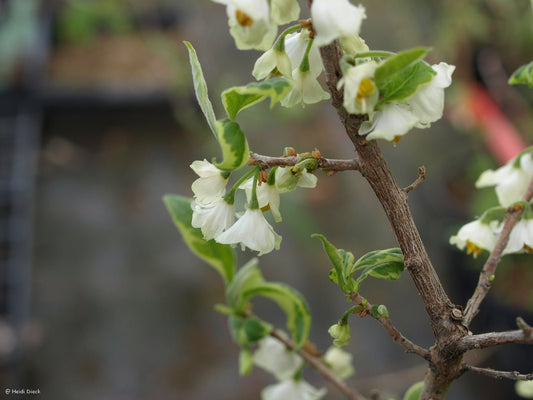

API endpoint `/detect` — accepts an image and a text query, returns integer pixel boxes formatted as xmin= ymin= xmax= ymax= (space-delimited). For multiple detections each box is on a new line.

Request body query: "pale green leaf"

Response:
xmin=163 ymin=194 xmax=235 ymax=284
xmin=378 ymin=60 xmax=436 ymax=104
xmin=184 ymin=41 xmax=218 ymax=137
xmin=508 ymin=61 xmax=533 ymax=88
xmin=244 ymin=282 xmax=311 ymax=348
xmin=403 ymin=381 xmax=424 ymax=400
xmin=221 ymin=77 xmax=293 ymax=120
xmin=352 ymin=248 xmax=404 ymax=289
xmin=374 ymin=47 xmax=430 ymax=88
xmin=312 ymin=234 xmax=356 ymax=293
xmin=214 ymin=118 xmax=250 ymax=170
xmin=226 ymin=258 xmax=263 ymax=311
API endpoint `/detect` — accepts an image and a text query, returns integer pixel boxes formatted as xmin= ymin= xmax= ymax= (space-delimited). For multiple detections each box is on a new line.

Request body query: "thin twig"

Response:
xmin=461 ymin=364 xmax=533 ymax=381
xmin=403 ymin=166 xmax=426 ymax=193
xmin=458 ymin=325 xmax=533 ymax=352
xmin=248 ymin=152 xmax=360 ymax=172
xmin=270 ymin=329 xmax=369 ymax=400
xmin=349 ymin=293 xmax=431 ymax=360
xmin=463 ymin=176 xmax=533 ymax=327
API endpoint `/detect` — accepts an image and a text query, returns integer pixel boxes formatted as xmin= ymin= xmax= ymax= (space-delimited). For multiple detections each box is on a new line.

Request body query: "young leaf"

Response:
xmin=374 ymin=47 xmax=430 ymax=88
xmin=184 ymin=41 xmax=218 ymax=137
xmin=243 ymin=282 xmax=311 ymax=348
xmin=353 ymin=248 xmax=405 ymax=289
xmin=226 ymin=258 xmax=263 ymax=311
xmin=222 ymin=77 xmax=293 ymax=120
xmin=312 ymin=234 xmax=356 ymax=293
xmin=378 ymin=60 xmax=436 ymax=105
xmin=403 ymin=381 xmax=424 ymax=400
xmin=214 ymin=118 xmax=250 ymax=170
xmin=508 ymin=61 xmax=533 ymax=88
xmin=163 ymin=194 xmax=235 ymax=284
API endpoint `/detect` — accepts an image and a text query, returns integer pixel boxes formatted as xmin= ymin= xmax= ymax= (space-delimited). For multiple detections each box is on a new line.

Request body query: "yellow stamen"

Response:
xmin=356 ymin=78 xmax=375 ymax=104
xmin=236 ymin=9 xmax=254 ymax=27
xmin=392 ymin=135 xmax=402 ymax=145
xmin=466 ymin=240 xmax=483 ymax=258
xmin=261 ymin=204 xmax=271 ymax=212
xmin=524 ymin=244 xmax=533 ymax=253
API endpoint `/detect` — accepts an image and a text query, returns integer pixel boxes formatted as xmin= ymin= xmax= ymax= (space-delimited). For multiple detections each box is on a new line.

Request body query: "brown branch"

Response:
xmin=248 ymin=152 xmax=360 ymax=172
xmin=403 ymin=166 xmax=426 ymax=193
xmin=349 ymin=293 xmax=431 ymax=360
xmin=463 ymin=176 xmax=533 ymax=327
xmin=270 ymin=329 xmax=368 ymax=400
xmin=461 ymin=364 xmax=533 ymax=381
xmin=458 ymin=318 xmax=533 ymax=352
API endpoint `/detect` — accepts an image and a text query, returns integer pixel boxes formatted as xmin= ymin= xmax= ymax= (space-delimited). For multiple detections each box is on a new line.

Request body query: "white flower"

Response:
xmin=275 ymin=167 xmax=318 ymax=193
xmin=262 ymin=379 xmax=327 ymax=400
xmin=191 ymin=199 xmax=235 ymax=240
xmin=358 ymin=62 xmax=455 ymax=142
xmin=449 ymin=219 xmax=501 ymax=258
xmin=505 ymin=217 xmax=533 ymax=254
xmin=359 ymin=103 xmax=419 ymax=142
xmin=281 ymin=68 xmax=330 ymax=107
xmin=252 ymin=336 xmax=303 ymax=380
xmin=476 ymin=151 xmax=533 ymax=207
xmin=337 ymin=61 xmax=379 ymax=115
xmin=253 ymin=46 xmax=292 ymax=80
xmin=270 ymin=0 xmax=300 ymax=25
xmin=409 ymin=62 xmax=456 ymax=127
xmin=323 ymin=347 xmax=354 ymax=379
xmin=215 ymin=208 xmax=282 ymax=255
xmin=213 ymin=0 xmax=277 ymax=50
xmin=516 ymin=380 xmax=533 ymax=399
xmin=311 ymin=0 xmax=366 ymax=48
xmin=190 ymin=159 xmax=228 ymax=204
xmin=285 ymin=31 xmax=324 ymax=78
xmin=240 ymin=179 xmax=282 ymax=222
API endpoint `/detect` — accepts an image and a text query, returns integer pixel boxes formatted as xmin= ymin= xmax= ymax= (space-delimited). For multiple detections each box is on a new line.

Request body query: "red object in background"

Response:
xmin=467 ymin=84 xmax=527 ymax=164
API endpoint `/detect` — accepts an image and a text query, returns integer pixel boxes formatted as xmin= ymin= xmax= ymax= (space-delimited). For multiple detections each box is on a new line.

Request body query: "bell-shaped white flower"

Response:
xmin=240 ymin=178 xmax=282 ymax=222
xmin=476 ymin=151 xmax=533 ymax=207
xmin=191 ymin=199 xmax=235 ymax=240
xmin=337 ymin=61 xmax=379 ymax=115
xmin=505 ymin=216 xmax=533 ymax=254
xmin=449 ymin=218 xmax=501 ymax=258
xmin=252 ymin=336 xmax=303 ymax=380
xmin=359 ymin=103 xmax=419 ymax=142
xmin=190 ymin=159 xmax=228 ymax=204
xmin=409 ymin=62 xmax=456 ymax=128
xmin=215 ymin=208 xmax=282 ymax=255
xmin=261 ymin=379 xmax=327 ymax=400
xmin=328 ymin=322 xmax=351 ymax=347
xmin=323 ymin=346 xmax=354 ymax=380
xmin=213 ymin=0 xmax=277 ymax=50
xmin=253 ymin=45 xmax=292 ymax=80
xmin=281 ymin=68 xmax=330 ymax=107
xmin=516 ymin=380 xmax=533 ymax=399
xmin=271 ymin=0 xmax=300 ymax=25
xmin=311 ymin=0 xmax=366 ymax=48
xmin=285 ymin=31 xmax=324 ymax=78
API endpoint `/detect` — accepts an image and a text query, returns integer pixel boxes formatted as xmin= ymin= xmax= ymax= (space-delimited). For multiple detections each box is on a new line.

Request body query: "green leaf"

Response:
xmin=244 ymin=282 xmax=311 ymax=348
xmin=378 ymin=60 xmax=436 ymax=104
xmin=508 ymin=61 xmax=533 ymax=88
xmin=226 ymin=258 xmax=263 ymax=311
xmin=403 ymin=381 xmax=424 ymax=400
xmin=214 ymin=118 xmax=250 ymax=170
xmin=312 ymin=234 xmax=356 ymax=293
xmin=226 ymin=259 xmax=311 ymax=348
xmin=163 ymin=194 xmax=236 ymax=284
xmin=352 ymin=248 xmax=405 ymax=289
xmin=371 ymin=304 xmax=389 ymax=319
xmin=374 ymin=47 xmax=430 ymax=87
xmin=229 ymin=315 xmax=272 ymax=346
xmin=221 ymin=77 xmax=293 ymax=120
xmin=184 ymin=41 xmax=218 ymax=137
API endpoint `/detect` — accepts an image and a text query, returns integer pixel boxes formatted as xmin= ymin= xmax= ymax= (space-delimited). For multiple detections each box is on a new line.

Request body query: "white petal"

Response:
xmin=360 ymin=103 xmax=418 ymax=141
xmin=191 ymin=200 xmax=235 ymax=240
xmin=271 ymin=0 xmax=300 ymax=24
xmin=311 ymin=0 xmax=366 ymax=47
xmin=262 ymin=380 xmax=327 ymax=400
xmin=253 ymin=336 xmax=303 ymax=380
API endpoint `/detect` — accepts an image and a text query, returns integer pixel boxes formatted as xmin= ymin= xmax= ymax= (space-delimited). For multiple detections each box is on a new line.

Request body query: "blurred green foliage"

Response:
xmin=56 ymin=0 xmax=134 ymax=44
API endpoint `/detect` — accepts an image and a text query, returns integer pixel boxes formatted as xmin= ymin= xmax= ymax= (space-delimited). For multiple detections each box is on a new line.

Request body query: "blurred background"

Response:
xmin=0 ymin=0 xmax=532 ymax=399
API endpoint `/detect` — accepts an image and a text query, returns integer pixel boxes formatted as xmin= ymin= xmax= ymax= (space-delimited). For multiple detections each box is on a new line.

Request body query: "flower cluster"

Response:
xmin=251 ymin=336 xmax=353 ymax=400
xmin=450 ymin=148 xmax=533 ymax=257
xmin=190 ymin=159 xmax=317 ymax=255
xmin=211 ymin=0 xmax=455 ymax=141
